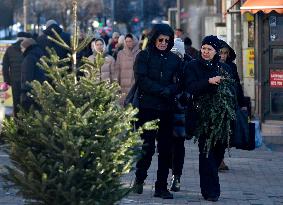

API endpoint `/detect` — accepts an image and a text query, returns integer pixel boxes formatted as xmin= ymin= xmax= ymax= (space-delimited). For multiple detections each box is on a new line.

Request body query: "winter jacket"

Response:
xmin=88 ymin=54 xmax=116 ymax=82
xmin=183 ymin=54 xmax=233 ymax=136
xmin=37 ymin=24 xmax=71 ymax=59
xmin=115 ymin=36 xmax=140 ymax=96
xmin=220 ymin=40 xmax=245 ymax=107
xmin=184 ymin=55 xmax=232 ymax=97
xmin=2 ymin=40 xmax=24 ymax=113
xmin=21 ymin=44 xmax=46 ymax=109
xmin=134 ymin=24 xmax=181 ymax=111
xmin=2 ymin=41 xmax=23 ymax=86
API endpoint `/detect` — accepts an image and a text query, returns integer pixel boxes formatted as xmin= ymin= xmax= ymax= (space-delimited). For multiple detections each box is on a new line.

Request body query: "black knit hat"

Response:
xmin=17 ymin=32 xmax=32 ymax=38
xmin=201 ymin=35 xmax=221 ymax=52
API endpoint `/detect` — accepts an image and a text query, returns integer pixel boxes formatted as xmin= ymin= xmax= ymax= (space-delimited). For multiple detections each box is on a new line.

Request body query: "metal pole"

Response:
xmin=111 ymin=0 xmax=115 ymax=23
xmin=176 ymin=0 xmax=181 ymax=28
xmin=23 ymin=0 xmax=27 ymax=31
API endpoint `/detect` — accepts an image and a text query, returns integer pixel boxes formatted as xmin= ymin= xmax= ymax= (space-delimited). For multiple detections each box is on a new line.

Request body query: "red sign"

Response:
xmin=270 ymin=71 xmax=283 ymax=88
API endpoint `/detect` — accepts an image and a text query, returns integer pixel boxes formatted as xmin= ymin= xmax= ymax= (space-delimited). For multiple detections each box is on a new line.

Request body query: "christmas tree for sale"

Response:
xmin=1 ymin=1 xmax=155 ymax=204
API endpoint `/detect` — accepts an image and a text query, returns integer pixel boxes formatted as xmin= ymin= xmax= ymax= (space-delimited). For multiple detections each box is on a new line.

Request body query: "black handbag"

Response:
xmin=124 ymin=82 xmax=139 ymax=108
xmin=185 ymin=95 xmax=198 ymax=140
xmin=231 ymin=108 xmax=255 ymax=150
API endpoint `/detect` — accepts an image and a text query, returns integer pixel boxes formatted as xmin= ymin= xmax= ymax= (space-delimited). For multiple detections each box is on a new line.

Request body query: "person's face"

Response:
xmin=155 ymin=34 xmax=170 ymax=51
xmin=175 ymin=30 xmax=182 ymax=38
xmin=113 ymin=36 xmax=119 ymax=43
xmin=125 ymin=37 xmax=133 ymax=49
xmin=220 ymin=48 xmax=229 ymax=62
xmin=92 ymin=40 xmax=104 ymax=53
xmin=201 ymin=44 xmax=216 ymax=61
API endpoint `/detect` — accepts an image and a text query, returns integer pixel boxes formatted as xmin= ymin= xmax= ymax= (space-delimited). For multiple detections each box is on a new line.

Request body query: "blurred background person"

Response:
xmin=2 ymin=31 xmax=32 ymax=116
xmin=37 ymin=19 xmax=71 ymax=59
xmin=184 ymin=37 xmax=198 ymax=59
xmin=112 ymin=35 xmax=125 ymax=60
xmin=115 ymin=33 xmax=140 ymax=103
xmin=20 ymin=38 xmax=47 ymax=111
xmin=107 ymin=32 xmax=120 ymax=56
xmin=88 ymin=38 xmax=116 ymax=82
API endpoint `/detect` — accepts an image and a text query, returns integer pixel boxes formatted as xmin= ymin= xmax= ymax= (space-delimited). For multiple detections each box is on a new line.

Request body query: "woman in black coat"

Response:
xmin=20 ymin=38 xmax=46 ymax=110
xmin=218 ymin=40 xmax=247 ymax=171
xmin=132 ymin=24 xmax=181 ymax=199
xmin=184 ymin=35 xmax=235 ymax=202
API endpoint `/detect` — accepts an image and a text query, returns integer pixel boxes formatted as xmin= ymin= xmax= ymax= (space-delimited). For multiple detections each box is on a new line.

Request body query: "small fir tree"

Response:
xmin=1 ymin=1 xmax=155 ymax=204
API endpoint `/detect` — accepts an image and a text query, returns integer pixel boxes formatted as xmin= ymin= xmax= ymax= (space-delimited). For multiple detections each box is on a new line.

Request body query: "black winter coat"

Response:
xmin=21 ymin=45 xmax=46 ymax=109
xmin=134 ymin=49 xmax=181 ymax=110
xmin=2 ymin=40 xmax=24 ymax=113
xmin=2 ymin=40 xmax=23 ymax=86
xmin=184 ymin=56 xmax=232 ymax=97
xmin=133 ymin=24 xmax=181 ymax=111
xmin=220 ymin=40 xmax=245 ymax=107
xmin=37 ymin=24 xmax=70 ymax=59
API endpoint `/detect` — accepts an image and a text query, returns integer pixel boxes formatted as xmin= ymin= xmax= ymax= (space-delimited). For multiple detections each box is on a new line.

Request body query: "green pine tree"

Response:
xmin=0 ymin=1 xmax=156 ymax=204
xmin=194 ymin=68 xmax=237 ymax=154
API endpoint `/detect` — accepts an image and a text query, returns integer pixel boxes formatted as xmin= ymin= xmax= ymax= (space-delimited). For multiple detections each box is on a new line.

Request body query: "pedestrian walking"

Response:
xmin=2 ymin=31 xmax=32 ymax=116
xmin=174 ymin=28 xmax=185 ymax=40
xmin=112 ymin=35 xmax=125 ymax=60
xmin=107 ymin=32 xmax=120 ymax=56
xmin=88 ymin=38 xmax=116 ymax=82
xmin=132 ymin=24 xmax=181 ymax=199
xmin=115 ymin=33 xmax=140 ymax=104
xmin=218 ymin=40 xmax=247 ymax=171
xmin=37 ymin=19 xmax=70 ymax=59
xmin=20 ymin=38 xmax=47 ymax=111
xmin=184 ymin=37 xmax=198 ymax=59
xmin=184 ymin=35 xmax=236 ymax=202
xmin=169 ymin=38 xmax=192 ymax=192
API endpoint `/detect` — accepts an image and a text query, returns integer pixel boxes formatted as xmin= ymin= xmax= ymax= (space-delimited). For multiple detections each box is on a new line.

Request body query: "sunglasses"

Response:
xmin=158 ymin=38 xmax=169 ymax=43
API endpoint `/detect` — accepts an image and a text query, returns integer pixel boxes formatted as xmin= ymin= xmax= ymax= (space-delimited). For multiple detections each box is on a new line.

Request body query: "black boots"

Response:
xmin=170 ymin=175 xmax=181 ymax=192
xmin=154 ymin=189 xmax=174 ymax=199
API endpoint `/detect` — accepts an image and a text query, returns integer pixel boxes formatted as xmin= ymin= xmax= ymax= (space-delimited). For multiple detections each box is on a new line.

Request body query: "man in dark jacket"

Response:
xmin=2 ymin=31 xmax=32 ymax=116
xmin=132 ymin=24 xmax=181 ymax=199
xmin=20 ymin=38 xmax=47 ymax=110
xmin=37 ymin=19 xmax=70 ymax=59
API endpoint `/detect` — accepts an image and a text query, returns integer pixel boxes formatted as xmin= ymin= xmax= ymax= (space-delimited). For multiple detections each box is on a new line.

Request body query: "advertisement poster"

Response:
xmin=246 ymin=48 xmax=254 ymax=77
xmin=270 ymin=70 xmax=283 ymax=88
xmin=0 ymin=40 xmax=15 ymax=109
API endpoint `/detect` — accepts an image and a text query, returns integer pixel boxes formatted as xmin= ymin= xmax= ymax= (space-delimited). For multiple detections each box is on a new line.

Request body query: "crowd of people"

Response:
xmin=2 ymin=19 xmax=246 ymax=202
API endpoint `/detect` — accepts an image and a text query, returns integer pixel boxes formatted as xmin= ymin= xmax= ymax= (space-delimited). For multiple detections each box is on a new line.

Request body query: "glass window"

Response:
xmin=271 ymin=48 xmax=283 ymax=63
xmin=269 ymin=16 xmax=283 ymax=42
xmin=271 ymin=92 xmax=283 ymax=114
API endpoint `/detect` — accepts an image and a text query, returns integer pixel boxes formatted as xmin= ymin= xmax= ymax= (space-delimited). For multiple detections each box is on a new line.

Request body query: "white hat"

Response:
xmin=171 ymin=38 xmax=185 ymax=57
xmin=46 ymin=19 xmax=58 ymax=28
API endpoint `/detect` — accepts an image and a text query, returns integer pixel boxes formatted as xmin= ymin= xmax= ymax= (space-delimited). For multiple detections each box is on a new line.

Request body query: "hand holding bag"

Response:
xmin=231 ymin=108 xmax=255 ymax=150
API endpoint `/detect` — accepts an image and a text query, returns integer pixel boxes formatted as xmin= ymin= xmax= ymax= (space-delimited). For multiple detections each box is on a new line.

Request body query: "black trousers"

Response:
xmin=198 ymin=138 xmax=226 ymax=198
xmin=135 ymin=108 xmax=173 ymax=190
xmin=171 ymin=137 xmax=185 ymax=176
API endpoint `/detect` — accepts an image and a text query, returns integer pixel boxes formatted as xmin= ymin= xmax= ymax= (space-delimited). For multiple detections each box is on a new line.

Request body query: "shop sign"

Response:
xmin=270 ymin=70 xmax=283 ymax=88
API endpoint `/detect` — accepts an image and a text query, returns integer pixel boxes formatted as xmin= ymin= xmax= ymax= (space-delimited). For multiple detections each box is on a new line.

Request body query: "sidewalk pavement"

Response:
xmin=1 ymin=141 xmax=283 ymax=205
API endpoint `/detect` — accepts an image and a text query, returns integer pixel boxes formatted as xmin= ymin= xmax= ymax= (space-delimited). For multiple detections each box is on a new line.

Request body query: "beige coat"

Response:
xmin=88 ymin=53 xmax=116 ymax=82
xmin=115 ymin=37 xmax=140 ymax=96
